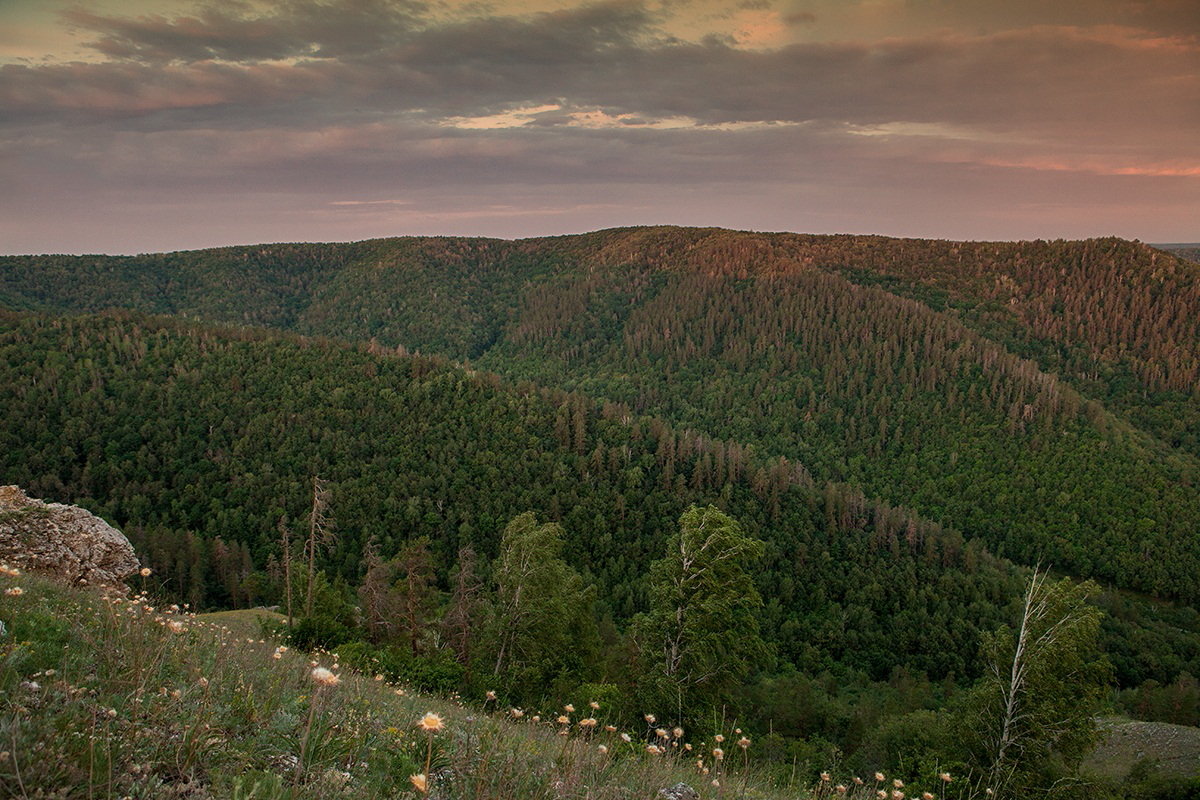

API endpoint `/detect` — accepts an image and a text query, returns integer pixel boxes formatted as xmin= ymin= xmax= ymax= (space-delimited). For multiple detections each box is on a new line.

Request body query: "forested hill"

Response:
xmin=0 ymin=310 xmax=1017 ymax=682
xmin=3 ymin=228 xmax=1199 ymax=603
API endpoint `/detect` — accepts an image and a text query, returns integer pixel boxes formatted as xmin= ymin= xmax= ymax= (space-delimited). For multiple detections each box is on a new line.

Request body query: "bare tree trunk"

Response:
xmin=987 ymin=567 xmax=1049 ymax=799
xmin=304 ymin=476 xmax=330 ymax=617
xmin=278 ymin=516 xmax=294 ymax=628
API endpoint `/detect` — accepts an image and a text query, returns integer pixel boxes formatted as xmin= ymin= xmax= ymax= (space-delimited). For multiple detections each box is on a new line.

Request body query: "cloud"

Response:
xmin=0 ymin=0 xmax=1196 ymax=253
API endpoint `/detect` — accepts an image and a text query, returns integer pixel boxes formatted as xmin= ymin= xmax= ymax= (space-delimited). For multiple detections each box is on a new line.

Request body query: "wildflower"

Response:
xmin=106 ymin=708 xmax=117 ymax=718
xmin=511 ymin=708 xmax=524 ymax=719
xmin=711 ymin=780 xmax=720 ymax=787
xmin=714 ymin=734 xmax=725 ymax=743
xmin=4 ymin=587 xmax=22 ymax=596
xmin=672 ymin=726 xmax=684 ymax=739
xmin=418 ymin=713 xmax=444 ymax=732
xmin=712 ymin=747 xmax=724 ymax=760
xmin=580 ymin=718 xmax=598 ymax=729
xmin=893 ymin=779 xmax=904 ymax=789
xmin=597 ymin=744 xmax=608 ymax=754
xmin=644 ymin=713 xmax=656 ymax=724
xmin=821 ymin=772 xmax=831 ymax=782
xmin=923 ymin=793 xmax=935 ymax=800
xmin=589 ymin=701 xmax=600 ymax=710
xmin=198 ymin=677 xmax=209 ymax=688
xmin=875 ymin=773 xmax=886 ymax=783
xmin=621 ymin=733 xmax=632 ymax=742
xmin=836 ymin=785 xmax=847 ymax=795
xmin=532 ymin=715 xmax=540 ymax=723
xmin=684 ymin=743 xmax=693 ymax=751
xmin=939 ymin=773 xmax=952 ymax=783
xmin=876 ymin=792 xmax=887 ymax=800
xmin=556 ymin=715 xmax=570 ymax=725
xmin=737 ymin=736 xmax=750 ymax=749
xmin=375 ymin=674 xmax=384 ymax=682
xmin=564 ymin=704 xmax=575 ymax=713
xmin=646 ymin=744 xmax=660 ymax=755
xmin=486 ymin=690 xmax=497 ymax=700
xmin=656 ymin=728 xmax=669 ymax=739
xmin=853 ymin=777 xmax=864 ymax=785
xmin=167 ymin=620 xmax=186 ymax=634
xmin=604 ymin=724 xmax=616 ymax=732
xmin=410 ymin=773 xmax=428 ymax=793
xmin=140 ymin=567 xmax=152 ymax=577
xmin=311 ymin=667 xmax=340 ymax=687
xmin=891 ymin=792 xmax=904 ymax=800
xmin=273 ymin=651 xmax=283 ymax=660
xmin=395 ymin=688 xmax=405 ymax=696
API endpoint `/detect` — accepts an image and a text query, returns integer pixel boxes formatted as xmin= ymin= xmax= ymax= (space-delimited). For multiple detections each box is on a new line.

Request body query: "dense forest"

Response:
xmin=3 ymin=227 xmax=1200 ymax=789
xmin=4 ymin=228 xmax=1199 ymax=601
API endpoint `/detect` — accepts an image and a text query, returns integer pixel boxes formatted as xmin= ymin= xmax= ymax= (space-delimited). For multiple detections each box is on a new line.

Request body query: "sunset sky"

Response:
xmin=2 ymin=0 xmax=1197 ymax=254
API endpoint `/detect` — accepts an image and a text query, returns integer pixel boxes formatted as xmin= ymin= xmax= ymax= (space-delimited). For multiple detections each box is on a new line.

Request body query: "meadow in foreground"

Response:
xmin=0 ymin=570 xmax=965 ymax=799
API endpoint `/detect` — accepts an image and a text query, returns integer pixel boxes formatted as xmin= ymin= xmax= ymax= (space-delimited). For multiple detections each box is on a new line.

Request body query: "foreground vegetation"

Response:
xmin=0 ymin=572 xmax=951 ymax=799
xmin=2 ymin=572 xmax=1197 ymax=799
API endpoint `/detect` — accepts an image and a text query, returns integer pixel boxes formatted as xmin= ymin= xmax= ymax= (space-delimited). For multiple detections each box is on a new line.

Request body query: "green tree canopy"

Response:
xmin=633 ymin=505 xmax=767 ymax=728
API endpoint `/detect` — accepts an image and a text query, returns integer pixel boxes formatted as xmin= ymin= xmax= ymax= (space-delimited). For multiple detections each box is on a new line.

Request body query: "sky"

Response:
xmin=1 ymin=0 xmax=1197 ymax=254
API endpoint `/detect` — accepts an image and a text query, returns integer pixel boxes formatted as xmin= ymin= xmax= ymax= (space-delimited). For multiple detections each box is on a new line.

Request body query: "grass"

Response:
xmin=1083 ymin=717 xmax=1200 ymax=781
xmin=0 ymin=571 xmax=963 ymax=799
xmin=194 ymin=608 xmax=286 ymax=640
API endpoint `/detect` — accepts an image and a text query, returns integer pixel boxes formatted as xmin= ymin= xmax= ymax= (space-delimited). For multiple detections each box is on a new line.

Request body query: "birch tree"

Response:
xmin=488 ymin=513 xmax=596 ymax=694
xmin=961 ymin=568 xmax=1108 ymax=799
xmin=633 ymin=505 xmax=766 ymax=727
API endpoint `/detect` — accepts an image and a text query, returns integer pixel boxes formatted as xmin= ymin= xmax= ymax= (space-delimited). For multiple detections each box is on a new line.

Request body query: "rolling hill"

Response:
xmin=3 ymin=228 xmax=1199 ymax=602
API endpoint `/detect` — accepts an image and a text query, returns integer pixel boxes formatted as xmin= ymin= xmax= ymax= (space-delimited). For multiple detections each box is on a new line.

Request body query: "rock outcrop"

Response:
xmin=0 ymin=485 xmax=140 ymax=585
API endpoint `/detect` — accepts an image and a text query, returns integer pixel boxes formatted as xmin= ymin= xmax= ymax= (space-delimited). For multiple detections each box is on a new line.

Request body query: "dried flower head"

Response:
xmin=712 ymin=747 xmax=724 ymax=760
xmin=167 ymin=620 xmax=186 ymax=634
xmin=4 ymin=587 xmax=23 ymax=596
xmin=564 ymin=704 xmax=575 ymax=713
xmin=410 ymin=773 xmax=428 ymax=793
xmin=310 ymin=667 xmax=339 ymax=687
xmin=418 ymin=712 xmax=444 ymax=732
xmin=939 ymin=773 xmax=952 ymax=783
xmin=893 ymin=779 xmax=904 ymax=789
xmin=656 ymin=728 xmax=669 ymax=739
xmin=672 ymin=726 xmax=684 ymax=738
xmin=597 ymin=744 xmax=608 ymax=754
xmin=621 ymin=732 xmax=632 ymax=742
xmin=139 ymin=567 xmax=152 ymax=577
xmin=737 ymin=736 xmax=751 ymax=749
xmin=511 ymin=708 xmax=524 ymax=718
xmin=715 ymin=734 xmax=725 ymax=743
xmin=644 ymin=713 xmax=656 ymax=724
xmin=875 ymin=772 xmax=886 ymax=783
xmin=589 ymin=701 xmax=600 ymax=710
xmin=580 ymin=718 xmax=598 ymax=728
xmin=821 ymin=772 xmax=831 ymax=782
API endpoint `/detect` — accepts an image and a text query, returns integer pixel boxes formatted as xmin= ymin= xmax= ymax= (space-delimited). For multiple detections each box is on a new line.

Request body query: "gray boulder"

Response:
xmin=658 ymin=784 xmax=700 ymax=800
xmin=0 ymin=485 xmax=140 ymax=585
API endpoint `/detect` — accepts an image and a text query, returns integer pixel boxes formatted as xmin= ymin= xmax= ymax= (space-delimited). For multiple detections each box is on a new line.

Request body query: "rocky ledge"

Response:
xmin=0 ymin=485 xmax=140 ymax=586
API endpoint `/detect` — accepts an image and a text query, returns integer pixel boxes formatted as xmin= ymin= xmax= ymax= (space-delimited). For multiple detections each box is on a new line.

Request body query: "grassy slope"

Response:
xmin=1 ymin=571 xmax=952 ymax=800
xmin=1084 ymin=718 xmax=1200 ymax=780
